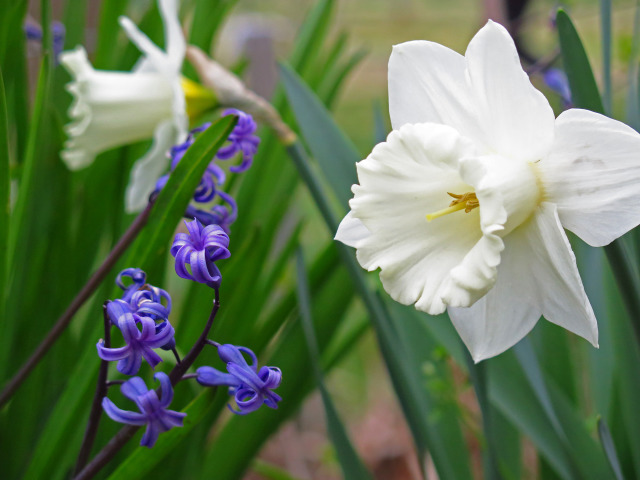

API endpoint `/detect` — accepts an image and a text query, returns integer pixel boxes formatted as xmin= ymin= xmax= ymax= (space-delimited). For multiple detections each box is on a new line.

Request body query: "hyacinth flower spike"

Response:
xmin=171 ymin=218 xmax=230 ymax=289
xmin=97 ymin=311 xmax=175 ymax=375
xmin=59 ymin=0 xmax=189 ymax=212
xmin=196 ymin=344 xmax=282 ymax=414
xmin=102 ymin=372 xmax=186 ymax=448
xmin=335 ymin=21 xmax=640 ymax=361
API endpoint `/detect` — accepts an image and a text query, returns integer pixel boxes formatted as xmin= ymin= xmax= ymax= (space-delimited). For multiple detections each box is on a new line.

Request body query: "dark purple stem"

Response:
xmin=74 ymin=304 xmax=112 ymax=475
xmin=0 ymin=198 xmax=155 ymax=408
xmin=171 ymin=347 xmax=182 ymax=364
xmin=73 ymin=290 xmax=220 ymax=480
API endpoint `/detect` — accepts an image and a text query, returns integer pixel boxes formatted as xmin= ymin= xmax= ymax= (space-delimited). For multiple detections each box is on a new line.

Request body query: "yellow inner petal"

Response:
xmin=426 ymin=192 xmax=479 ymax=222
xmin=181 ymin=77 xmax=218 ymax=119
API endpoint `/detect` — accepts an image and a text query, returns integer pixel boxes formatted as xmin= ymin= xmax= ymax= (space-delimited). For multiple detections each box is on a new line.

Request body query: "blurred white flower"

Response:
xmin=60 ymin=0 xmax=187 ymax=212
xmin=336 ymin=21 xmax=640 ymax=361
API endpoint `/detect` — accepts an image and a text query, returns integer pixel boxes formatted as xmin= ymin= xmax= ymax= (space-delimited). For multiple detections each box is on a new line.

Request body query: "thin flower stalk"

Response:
xmin=0 ymin=197 xmax=155 ymax=408
xmin=74 ymin=304 xmax=112 ymax=475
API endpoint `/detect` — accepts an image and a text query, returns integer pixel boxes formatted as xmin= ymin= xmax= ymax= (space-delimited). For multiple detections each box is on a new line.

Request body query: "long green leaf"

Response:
xmin=600 ymin=0 xmax=612 ymax=114
xmin=0 ymin=70 xmax=9 ymax=328
xmin=598 ymin=418 xmax=625 ymax=480
xmin=281 ymin=63 xmax=358 ymax=208
xmin=556 ymin=9 xmax=605 ymax=114
xmin=295 ymin=248 xmax=373 ymax=480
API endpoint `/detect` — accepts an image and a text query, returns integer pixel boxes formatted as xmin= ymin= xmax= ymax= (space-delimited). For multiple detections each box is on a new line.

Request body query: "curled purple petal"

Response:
xmin=155 ymin=372 xmax=174 ymax=408
xmin=102 ymin=397 xmax=147 ymax=426
xmin=196 ymin=366 xmax=240 ymax=387
xmin=199 ymin=343 xmax=282 ymax=415
xmin=216 ymin=109 xmax=260 ymax=173
xmin=102 ymin=375 xmax=185 ymax=448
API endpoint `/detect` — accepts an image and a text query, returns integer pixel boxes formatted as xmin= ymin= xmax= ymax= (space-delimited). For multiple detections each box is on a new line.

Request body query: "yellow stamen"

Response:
xmin=181 ymin=77 xmax=219 ymax=119
xmin=426 ymin=191 xmax=479 ymax=222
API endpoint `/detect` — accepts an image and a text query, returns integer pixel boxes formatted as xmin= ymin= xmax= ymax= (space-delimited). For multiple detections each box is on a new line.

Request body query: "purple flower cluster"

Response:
xmin=171 ymin=218 xmax=230 ymax=289
xmin=24 ymin=20 xmax=66 ymax=63
xmin=216 ymin=109 xmax=260 ymax=173
xmin=196 ymin=344 xmax=282 ymax=415
xmin=97 ymin=269 xmax=176 ymax=375
xmin=155 ymin=110 xmax=259 ymax=234
xmin=102 ymin=373 xmax=186 ymax=448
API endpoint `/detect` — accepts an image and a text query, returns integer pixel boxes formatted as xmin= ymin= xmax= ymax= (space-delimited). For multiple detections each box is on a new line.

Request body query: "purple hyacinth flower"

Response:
xmin=170 ymin=218 xmax=230 ymax=289
xmin=216 ymin=109 xmax=260 ymax=173
xmin=196 ymin=344 xmax=282 ymax=415
xmin=543 ymin=68 xmax=572 ymax=107
xmin=97 ymin=312 xmax=175 ymax=375
xmin=24 ymin=20 xmax=65 ymax=62
xmin=102 ymin=372 xmax=186 ymax=448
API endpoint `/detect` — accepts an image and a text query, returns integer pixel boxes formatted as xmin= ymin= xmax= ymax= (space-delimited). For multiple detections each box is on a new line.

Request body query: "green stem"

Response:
xmin=604 ymin=241 xmax=640 ymax=347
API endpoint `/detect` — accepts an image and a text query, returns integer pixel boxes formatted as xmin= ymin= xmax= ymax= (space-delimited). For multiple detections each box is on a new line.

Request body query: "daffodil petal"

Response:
xmin=464 ymin=21 xmax=555 ymax=162
xmin=449 ymin=202 xmax=598 ymax=362
xmin=344 ymin=123 xmax=481 ymax=314
xmin=125 ymin=120 xmax=178 ymax=213
xmin=388 ymin=40 xmax=481 ymax=141
xmin=335 ymin=211 xmax=370 ymax=248
xmin=522 ymin=203 xmax=598 ymax=346
xmin=119 ymin=16 xmax=170 ymax=74
xmin=158 ymin=0 xmax=185 ymax=68
xmin=538 ymin=108 xmax=640 ymax=247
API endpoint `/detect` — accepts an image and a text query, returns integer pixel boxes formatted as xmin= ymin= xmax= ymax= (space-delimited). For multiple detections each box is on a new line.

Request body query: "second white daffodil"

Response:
xmin=336 ymin=21 xmax=640 ymax=361
xmin=60 ymin=0 xmax=187 ymax=213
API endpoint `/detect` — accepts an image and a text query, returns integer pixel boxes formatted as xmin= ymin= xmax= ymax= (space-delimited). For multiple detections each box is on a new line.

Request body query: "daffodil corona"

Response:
xmin=336 ymin=21 xmax=640 ymax=361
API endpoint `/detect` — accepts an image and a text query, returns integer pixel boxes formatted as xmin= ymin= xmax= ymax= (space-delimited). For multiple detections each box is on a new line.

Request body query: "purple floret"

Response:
xmin=102 ymin=373 xmax=186 ymax=448
xmin=170 ymin=219 xmax=230 ymax=289
xmin=196 ymin=344 xmax=282 ymax=415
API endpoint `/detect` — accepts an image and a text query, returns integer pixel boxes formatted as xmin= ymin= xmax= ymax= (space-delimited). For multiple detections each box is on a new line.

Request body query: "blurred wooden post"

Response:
xmin=244 ymin=31 xmax=277 ymax=100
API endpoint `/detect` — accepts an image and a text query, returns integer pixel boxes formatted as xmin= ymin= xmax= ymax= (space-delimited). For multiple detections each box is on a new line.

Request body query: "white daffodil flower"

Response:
xmin=59 ymin=0 xmax=187 ymax=213
xmin=335 ymin=21 xmax=640 ymax=362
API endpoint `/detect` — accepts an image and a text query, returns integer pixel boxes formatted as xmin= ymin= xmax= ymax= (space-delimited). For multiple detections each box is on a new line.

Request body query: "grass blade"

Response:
xmin=0 ymin=70 xmax=9 ymax=325
xmin=598 ymin=418 xmax=625 ymax=480
xmin=295 ymin=248 xmax=373 ymax=480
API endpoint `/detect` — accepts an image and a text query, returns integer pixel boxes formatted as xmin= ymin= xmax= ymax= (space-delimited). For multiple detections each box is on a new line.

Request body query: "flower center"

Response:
xmin=426 ymin=192 xmax=479 ymax=222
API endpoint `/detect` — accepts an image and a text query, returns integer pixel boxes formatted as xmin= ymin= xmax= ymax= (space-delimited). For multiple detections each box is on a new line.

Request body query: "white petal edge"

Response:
xmin=335 ymin=211 xmax=370 ymax=248
xmin=538 ymin=108 xmax=640 ymax=247
xmin=59 ymin=47 xmax=95 ymax=170
xmin=125 ymin=121 xmax=178 ymax=213
xmin=464 ymin=21 xmax=555 ymax=162
xmin=449 ymin=202 xmax=598 ymax=362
